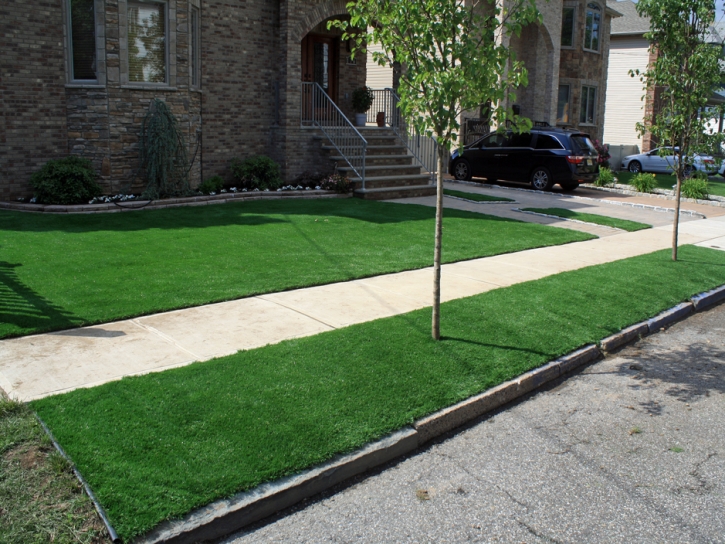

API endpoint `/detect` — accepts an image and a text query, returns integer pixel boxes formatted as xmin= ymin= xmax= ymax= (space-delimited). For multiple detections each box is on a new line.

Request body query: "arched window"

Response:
xmin=584 ymin=3 xmax=602 ymax=52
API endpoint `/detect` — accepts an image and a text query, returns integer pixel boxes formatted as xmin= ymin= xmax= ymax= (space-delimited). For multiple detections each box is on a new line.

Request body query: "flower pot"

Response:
xmin=376 ymin=112 xmax=385 ymax=127
xmin=355 ymin=113 xmax=367 ymax=127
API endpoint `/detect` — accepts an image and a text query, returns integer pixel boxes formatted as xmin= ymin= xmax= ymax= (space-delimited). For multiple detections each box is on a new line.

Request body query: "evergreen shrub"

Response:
xmin=30 ymin=156 xmax=101 ymax=205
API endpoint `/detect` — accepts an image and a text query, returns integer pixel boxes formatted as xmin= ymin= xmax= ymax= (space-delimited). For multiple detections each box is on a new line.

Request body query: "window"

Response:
xmin=128 ymin=1 xmax=167 ymax=83
xmin=584 ymin=3 xmax=601 ymax=51
xmin=561 ymin=7 xmax=575 ymax=47
xmin=505 ymin=133 xmax=533 ymax=148
xmin=580 ymin=85 xmax=597 ymax=124
xmin=535 ymin=134 xmax=564 ymax=150
xmin=557 ymin=85 xmax=570 ymax=124
xmin=481 ymin=133 xmax=508 ymax=148
xmin=69 ymin=0 xmax=97 ymax=81
xmin=190 ymin=6 xmax=200 ymax=87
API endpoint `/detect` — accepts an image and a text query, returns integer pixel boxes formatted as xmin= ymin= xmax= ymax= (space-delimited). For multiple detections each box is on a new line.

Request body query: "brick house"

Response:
xmin=1 ymin=0 xmax=618 ymax=201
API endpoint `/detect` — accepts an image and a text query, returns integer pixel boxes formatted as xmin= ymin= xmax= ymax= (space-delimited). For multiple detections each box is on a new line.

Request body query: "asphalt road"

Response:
xmin=222 ymin=303 xmax=725 ymax=544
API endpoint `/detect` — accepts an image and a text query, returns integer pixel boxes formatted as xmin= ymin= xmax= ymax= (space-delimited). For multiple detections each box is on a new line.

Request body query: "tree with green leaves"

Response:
xmin=633 ymin=0 xmax=724 ymax=261
xmin=332 ymin=0 xmax=540 ymax=340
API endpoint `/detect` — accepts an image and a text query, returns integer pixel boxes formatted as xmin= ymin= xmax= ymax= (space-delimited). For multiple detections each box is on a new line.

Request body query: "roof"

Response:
xmin=609 ymin=0 xmax=650 ymax=36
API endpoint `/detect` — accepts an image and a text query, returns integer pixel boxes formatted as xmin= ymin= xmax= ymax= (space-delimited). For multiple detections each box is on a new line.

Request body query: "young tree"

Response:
xmin=633 ymin=0 xmax=724 ymax=261
xmin=333 ymin=0 xmax=540 ymax=340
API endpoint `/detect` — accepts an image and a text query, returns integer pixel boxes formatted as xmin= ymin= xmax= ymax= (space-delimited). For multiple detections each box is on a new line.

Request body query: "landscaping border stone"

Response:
xmin=0 ymin=190 xmax=349 ymax=214
xmin=599 ymin=322 xmax=649 ymax=353
xmin=580 ymin=182 xmax=725 ymax=207
xmin=43 ymin=284 xmax=725 ymax=544
xmin=691 ymin=284 xmax=725 ymax=311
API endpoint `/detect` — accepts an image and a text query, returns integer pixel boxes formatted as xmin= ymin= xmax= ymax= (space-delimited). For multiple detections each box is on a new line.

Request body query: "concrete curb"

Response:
xmin=131 ymin=285 xmax=725 ymax=543
xmin=600 ymin=323 xmax=649 ymax=353
xmin=580 ymin=183 xmax=725 ymax=207
xmin=137 ymin=428 xmax=419 ymax=544
xmin=647 ymin=302 xmax=694 ymax=332
xmin=691 ymin=284 xmax=725 ymax=311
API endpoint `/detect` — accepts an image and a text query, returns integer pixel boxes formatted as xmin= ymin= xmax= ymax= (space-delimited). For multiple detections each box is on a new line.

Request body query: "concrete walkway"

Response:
xmin=2 ymin=204 xmax=725 ymax=402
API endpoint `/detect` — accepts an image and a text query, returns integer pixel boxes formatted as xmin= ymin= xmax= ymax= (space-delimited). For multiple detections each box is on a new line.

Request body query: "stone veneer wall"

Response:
xmin=557 ymin=0 xmax=613 ymax=142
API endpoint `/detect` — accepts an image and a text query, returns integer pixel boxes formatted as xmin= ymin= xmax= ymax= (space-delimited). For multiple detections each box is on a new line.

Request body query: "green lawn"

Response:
xmin=521 ymin=208 xmax=651 ymax=232
xmin=443 ymin=189 xmax=514 ymax=202
xmin=0 ymin=199 xmax=592 ymax=339
xmin=614 ymin=171 xmax=725 ymax=198
xmin=31 ymin=245 xmax=725 ymax=541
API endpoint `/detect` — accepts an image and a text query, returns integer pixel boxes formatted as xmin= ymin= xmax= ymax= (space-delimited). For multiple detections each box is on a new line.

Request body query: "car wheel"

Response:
xmin=560 ymin=182 xmax=579 ymax=192
xmin=628 ymin=161 xmax=642 ymax=173
xmin=683 ymin=164 xmax=694 ymax=177
xmin=530 ymin=167 xmax=554 ymax=191
xmin=453 ymin=159 xmax=472 ymax=181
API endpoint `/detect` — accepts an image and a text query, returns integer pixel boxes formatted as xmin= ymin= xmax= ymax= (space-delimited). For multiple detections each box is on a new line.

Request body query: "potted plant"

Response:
xmin=351 ymin=86 xmax=374 ymax=127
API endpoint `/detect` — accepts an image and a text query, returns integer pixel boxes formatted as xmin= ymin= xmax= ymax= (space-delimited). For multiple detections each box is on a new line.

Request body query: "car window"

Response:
xmin=571 ymin=135 xmax=597 ymax=155
xmin=535 ymin=134 xmax=564 ymax=150
xmin=661 ymin=147 xmax=675 ymax=156
xmin=505 ymin=133 xmax=533 ymax=148
xmin=481 ymin=133 xmax=508 ymax=148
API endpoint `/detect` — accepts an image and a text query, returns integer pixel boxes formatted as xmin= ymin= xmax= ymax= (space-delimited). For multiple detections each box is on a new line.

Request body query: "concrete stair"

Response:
xmin=318 ymin=127 xmax=435 ymax=200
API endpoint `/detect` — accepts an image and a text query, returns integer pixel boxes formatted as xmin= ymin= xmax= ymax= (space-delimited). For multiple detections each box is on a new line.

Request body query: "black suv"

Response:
xmin=449 ymin=128 xmax=599 ymax=191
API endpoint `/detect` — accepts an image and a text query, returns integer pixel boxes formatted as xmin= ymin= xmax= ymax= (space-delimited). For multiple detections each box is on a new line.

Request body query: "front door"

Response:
xmin=302 ymin=35 xmax=338 ymax=101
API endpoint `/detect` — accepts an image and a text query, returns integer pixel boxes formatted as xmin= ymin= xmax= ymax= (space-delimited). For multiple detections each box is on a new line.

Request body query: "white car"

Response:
xmin=621 ymin=147 xmax=717 ymax=176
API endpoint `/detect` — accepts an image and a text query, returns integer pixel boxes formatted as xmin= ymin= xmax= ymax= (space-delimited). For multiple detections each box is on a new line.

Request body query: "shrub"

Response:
xmin=198 ymin=175 xmax=225 ymax=195
xmin=593 ymin=139 xmax=611 ymax=168
xmin=320 ymin=173 xmax=352 ymax=193
xmin=140 ymin=99 xmax=190 ymax=199
xmin=30 ymin=156 xmax=101 ymax=205
xmin=230 ymin=155 xmax=282 ymax=190
xmin=681 ymin=177 xmax=709 ymax=200
xmin=631 ymin=172 xmax=657 ymax=193
xmin=594 ymin=167 xmax=615 ymax=187
xmin=352 ymin=86 xmax=375 ymax=114
xmin=292 ymin=170 xmax=332 ymax=188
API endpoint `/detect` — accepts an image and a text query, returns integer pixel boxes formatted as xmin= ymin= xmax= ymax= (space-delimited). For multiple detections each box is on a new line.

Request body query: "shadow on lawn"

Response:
xmin=0 ymin=199 xmax=521 ymax=234
xmin=0 ymin=262 xmax=80 ymax=337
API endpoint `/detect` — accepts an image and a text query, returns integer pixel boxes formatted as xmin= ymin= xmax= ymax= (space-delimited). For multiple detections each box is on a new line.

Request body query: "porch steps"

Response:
xmin=317 ymin=127 xmax=436 ymax=200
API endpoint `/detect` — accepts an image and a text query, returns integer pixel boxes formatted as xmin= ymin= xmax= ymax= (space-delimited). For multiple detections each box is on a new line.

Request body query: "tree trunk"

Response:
xmin=672 ymin=172 xmax=682 ymax=261
xmin=432 ymin=146 xmax=446 ymax=340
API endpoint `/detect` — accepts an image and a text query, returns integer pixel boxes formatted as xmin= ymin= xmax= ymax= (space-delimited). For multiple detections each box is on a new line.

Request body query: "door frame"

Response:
xmin=301 ymin=33 xmax=339 ymax=103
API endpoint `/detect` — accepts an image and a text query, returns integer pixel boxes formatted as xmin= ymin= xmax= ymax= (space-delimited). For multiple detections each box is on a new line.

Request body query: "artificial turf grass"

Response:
xmin=0 ymin=198 xmax=593 ymax=340
xmin=521 ymin=207 xmax=651 ymax=232
xmin=30 ymin=245 xmax=725 ymax=541
xmin=614 ymin=171 xmax=725 ymax=198
xmin=443 ymin=189 xmax=514 ymax=202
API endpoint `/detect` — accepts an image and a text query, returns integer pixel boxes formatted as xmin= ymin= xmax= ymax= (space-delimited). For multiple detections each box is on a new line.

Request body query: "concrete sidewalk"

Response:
xmin=2 ymin=215 xmax=725 ymax=402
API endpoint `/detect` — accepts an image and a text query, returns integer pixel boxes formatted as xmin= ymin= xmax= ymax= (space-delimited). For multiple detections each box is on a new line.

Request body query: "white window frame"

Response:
xmin=560 ymin=5 xmax=577 ymax=49
xmin=580 ymin=85 xmax=597 ymax=125
xmin=64 ymin=0 xmax=106 ymax=86
xmin=583 ymin=2 xmax=602 ymax=53
xmin=190 ymin=2 xmax=201 ymax=89
xmin=119 ymin=0 xmax=177 ymax=88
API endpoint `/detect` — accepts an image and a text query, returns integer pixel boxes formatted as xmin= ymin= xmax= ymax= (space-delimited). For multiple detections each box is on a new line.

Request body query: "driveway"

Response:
xmin=223 ymin=303 xmax=725 ymax=543
xmin=391 ymin=181 xmax=725 ymax=239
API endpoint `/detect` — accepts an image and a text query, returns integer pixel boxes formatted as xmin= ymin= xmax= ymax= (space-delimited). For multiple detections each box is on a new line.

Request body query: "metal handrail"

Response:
xmin=381 ymin=88 xmax=438 ymax=178
xmin=301 ymin=82 xmax=368 ymax=188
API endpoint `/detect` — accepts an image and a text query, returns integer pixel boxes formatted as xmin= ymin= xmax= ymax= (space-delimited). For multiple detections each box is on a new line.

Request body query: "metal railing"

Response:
xmin=370 ymin=88 xmax=438 ymax=177
xmin=301 ymin=82 xmax=368 ymax=188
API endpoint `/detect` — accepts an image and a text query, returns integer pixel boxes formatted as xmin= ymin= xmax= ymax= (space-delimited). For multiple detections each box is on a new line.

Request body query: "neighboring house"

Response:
xmin=603 ymin=0 xmax=725 ymax=156
xmin=0 ymin=0 xmax=367 ymax=200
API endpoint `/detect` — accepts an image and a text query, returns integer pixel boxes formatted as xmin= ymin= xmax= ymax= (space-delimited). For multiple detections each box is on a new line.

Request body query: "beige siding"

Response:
xmin=365 ymin=39 xmax=393 ymax=90
xmin=603 ymin=36 xmax=650 ymax=147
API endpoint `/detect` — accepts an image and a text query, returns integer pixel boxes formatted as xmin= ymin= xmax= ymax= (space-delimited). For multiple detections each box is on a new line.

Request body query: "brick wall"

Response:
xmin=0 ymin=0 xmax=68 ymax=199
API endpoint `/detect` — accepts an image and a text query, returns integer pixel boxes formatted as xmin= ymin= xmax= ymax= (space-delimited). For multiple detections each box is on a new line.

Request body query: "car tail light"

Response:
xmin=705 ymin=159 xmax=714 ymax=164
xmin=567 ymin=155 xmax=586 ymax=164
